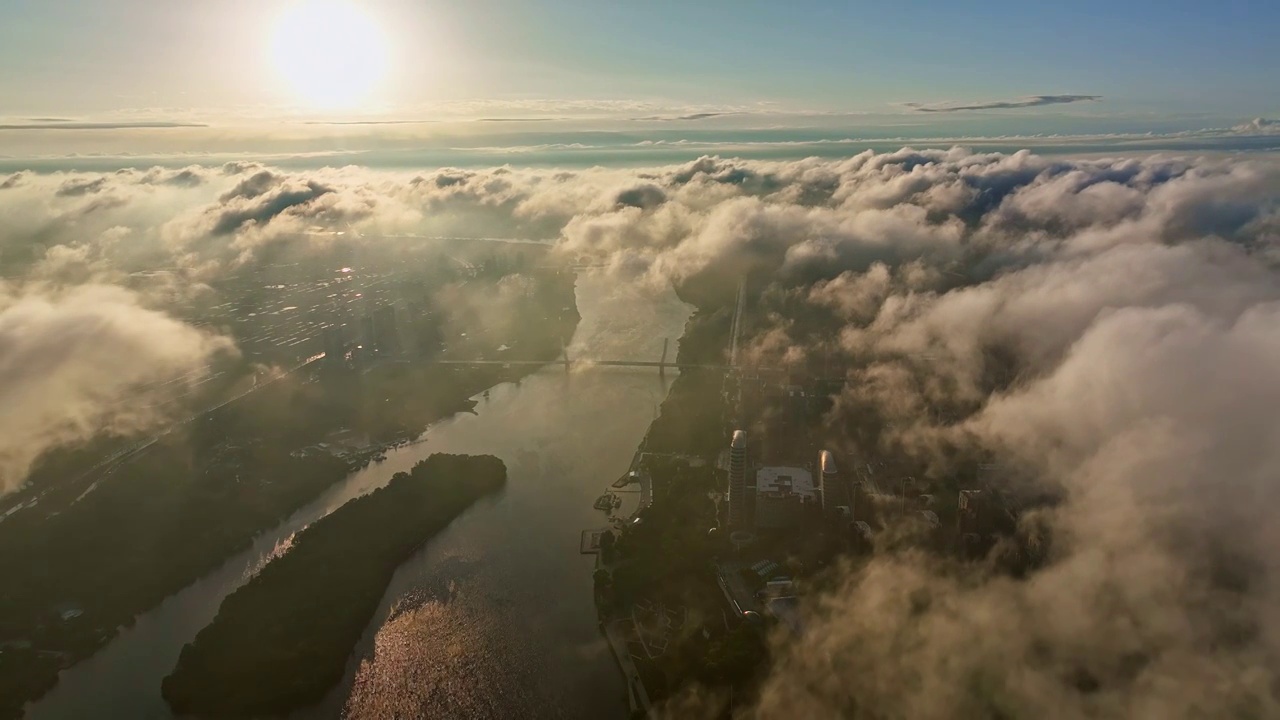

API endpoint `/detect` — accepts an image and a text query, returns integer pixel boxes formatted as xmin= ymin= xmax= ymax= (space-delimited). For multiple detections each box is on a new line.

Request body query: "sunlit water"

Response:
xmin=27 ymin=272 xmax=692 ymax=720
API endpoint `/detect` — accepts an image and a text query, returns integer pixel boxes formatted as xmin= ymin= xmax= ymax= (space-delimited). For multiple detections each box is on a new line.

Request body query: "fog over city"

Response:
xmin=4 ymin=146 xmax=1280 ymax=716
xmin=5 ymin=0 xmax=1280 ymax=716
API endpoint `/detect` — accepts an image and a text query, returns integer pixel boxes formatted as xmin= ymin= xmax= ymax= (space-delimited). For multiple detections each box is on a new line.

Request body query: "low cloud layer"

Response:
xmin=633 ymin=112 xmax=742 ymax=122
xmin=905 ymin=94 xmax=1102 ymax=113
xmin=751 ymin=297 xmax=1280 ymax=718
xmin=0 ymin=120 xmax=208 ymax=131
xmin=4 ymin=148 xmax=1280 ymax=715
xmin=1233 ymin=117 xmax=1280 ymax=135
xmin=0 ymin=284 xmax=234 ymax=494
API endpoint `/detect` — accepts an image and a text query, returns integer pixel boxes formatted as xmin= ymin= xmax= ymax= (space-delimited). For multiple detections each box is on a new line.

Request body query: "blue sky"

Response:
xmin=0 ymin=0 xmax=1277 ymax=169
xmin=1 ymin=0 xmax=1276 ymax=118
xmin=474 ymin=0 xmax=1276 ymax=114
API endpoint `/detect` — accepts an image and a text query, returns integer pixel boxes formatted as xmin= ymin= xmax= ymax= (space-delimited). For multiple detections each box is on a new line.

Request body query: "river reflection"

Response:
xmin=27 ymin=272 xmax=691 ymax=720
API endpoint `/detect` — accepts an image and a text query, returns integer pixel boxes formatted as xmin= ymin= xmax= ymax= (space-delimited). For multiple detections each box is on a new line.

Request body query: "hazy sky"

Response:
xmin=2 ymin=0 xmax=1276 ymax=120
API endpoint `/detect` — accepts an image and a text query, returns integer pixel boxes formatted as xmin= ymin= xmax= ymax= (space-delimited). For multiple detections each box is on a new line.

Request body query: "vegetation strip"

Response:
xmin=161 ymin=454 xmax=507 ymax=716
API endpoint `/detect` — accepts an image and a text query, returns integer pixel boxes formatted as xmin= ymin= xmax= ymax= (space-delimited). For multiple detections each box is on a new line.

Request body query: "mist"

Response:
xmin=0 ymin=283 xmax=234 ymax=494
xmin=4 ymin=147 xmax=1280 ymax=716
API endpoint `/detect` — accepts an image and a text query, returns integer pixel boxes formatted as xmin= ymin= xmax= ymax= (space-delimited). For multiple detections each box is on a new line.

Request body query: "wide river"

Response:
xmin=27 ymin=272 xmax=692 ymax=720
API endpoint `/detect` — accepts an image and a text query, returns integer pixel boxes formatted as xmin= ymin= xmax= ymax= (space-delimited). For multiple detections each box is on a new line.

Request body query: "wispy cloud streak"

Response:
xmin=904 ymin=94 xmax=1101 ymax=113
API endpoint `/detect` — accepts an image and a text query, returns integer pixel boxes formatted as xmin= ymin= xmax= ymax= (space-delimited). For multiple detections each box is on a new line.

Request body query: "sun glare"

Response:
xmin=270 ymin=1 xmax=389 ymax=110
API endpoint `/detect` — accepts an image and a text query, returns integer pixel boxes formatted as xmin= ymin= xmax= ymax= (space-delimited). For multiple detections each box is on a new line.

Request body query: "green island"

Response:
xmin=0 ymin=255 xmax=578 ymax=720
xmin=161 ymin=453 xmax=506 ymax=716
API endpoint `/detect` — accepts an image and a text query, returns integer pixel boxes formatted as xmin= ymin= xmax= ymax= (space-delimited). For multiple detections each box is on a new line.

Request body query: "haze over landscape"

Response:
xmin=2 ymin=1 xmax=1280 ymax=719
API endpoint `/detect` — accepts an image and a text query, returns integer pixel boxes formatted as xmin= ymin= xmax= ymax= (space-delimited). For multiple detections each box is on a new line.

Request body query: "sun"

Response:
xmin=270 ymin=1 xmax=390 ymax=110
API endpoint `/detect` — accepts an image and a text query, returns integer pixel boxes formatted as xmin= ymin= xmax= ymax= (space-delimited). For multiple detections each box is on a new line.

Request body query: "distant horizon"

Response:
xmin=6 ymin=3 xmax=1280 ymax=719
xmin=4 ymin=112 xmax=1279 ymax=174
xmin=5 ymin=1 xmax=1277 ymax=117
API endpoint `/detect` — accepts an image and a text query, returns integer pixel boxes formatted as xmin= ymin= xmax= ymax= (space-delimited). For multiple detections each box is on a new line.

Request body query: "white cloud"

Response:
xmin=5 ymin=149 xmax=1280 ymax=717
xmin=0 ymin=284 xmax=235 ymax=494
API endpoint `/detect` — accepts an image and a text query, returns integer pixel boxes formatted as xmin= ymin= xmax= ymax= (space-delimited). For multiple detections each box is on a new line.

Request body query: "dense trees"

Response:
xmin=162 ymin=454 xmax=506 ymax=716
xmin=0 ymin=266 xmax=577 ymax=719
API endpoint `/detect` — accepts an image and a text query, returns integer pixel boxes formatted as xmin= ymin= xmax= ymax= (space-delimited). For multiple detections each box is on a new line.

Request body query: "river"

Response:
xmin=26 ymin=272 xmax=692 ymax=720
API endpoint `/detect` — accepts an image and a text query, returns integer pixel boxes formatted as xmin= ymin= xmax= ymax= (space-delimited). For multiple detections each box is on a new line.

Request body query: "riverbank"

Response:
xmin=592 ymin=276 xmax=761 ymax=713
xmin=161 ymin=454 xmax=507 ymax=716
xmin=2 ymin=268 xmax=579 ymax=720
xmin=291 ymin=275 xmax=695 ymax=720
xmin=24 ymin=270 xmax=688 ymax=720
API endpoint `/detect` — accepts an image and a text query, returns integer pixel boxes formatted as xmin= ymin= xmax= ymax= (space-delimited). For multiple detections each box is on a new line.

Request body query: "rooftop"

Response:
xmin=819 ymin=450 xmax=837 ymax=475
xmin=756 ymin=466 xmax=817 ymax=500
xmin=766 ymin=596 xmax=804 ymax=636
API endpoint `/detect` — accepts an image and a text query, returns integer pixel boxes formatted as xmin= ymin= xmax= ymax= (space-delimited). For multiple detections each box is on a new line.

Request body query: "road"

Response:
xmin=421 ymin=358 xmax=739 ymax=371
xmin=3 ymin=354 xmax=326 ymax=519
xmin=603 ymin=619 xmax=653 ymax=717
xmin=729 ymin=278 xmax=746 ymax=368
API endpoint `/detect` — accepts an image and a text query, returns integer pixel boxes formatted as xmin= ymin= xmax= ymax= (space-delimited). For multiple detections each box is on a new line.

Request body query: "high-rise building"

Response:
xmin=402 ymin=299 xmax=443 ymax=358
xmin=372 ymin=305 xmax=401 ymax=356
xmin=819 ymin=449 xmax=837 ymax=512
xmin=728 ymin=430 xmax=748 ymax=527
xmin=321 ymin=325 xmax=347 ymax=373
xmin=359 ymin=314 xmax=376 ymax=352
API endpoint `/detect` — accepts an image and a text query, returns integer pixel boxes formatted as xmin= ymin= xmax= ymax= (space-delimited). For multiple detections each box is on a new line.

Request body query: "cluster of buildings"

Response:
xmin=289 ymin=427 xmax=382 ymax=468
xmin=955 ymin=465 xmax=1048 ymax=555
xmin=754 ymin=466 xmax=819 ymax=529
xmin=725 ymin=428 xmax=944 ymax=541
xmin=322 ymin=304 xmax=413 ymax=374
xmin=725 ymin=429 xmax=836 ymax=532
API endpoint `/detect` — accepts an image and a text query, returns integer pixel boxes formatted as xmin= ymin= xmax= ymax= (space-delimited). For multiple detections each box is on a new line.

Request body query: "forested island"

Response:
xmin=161 ymin=453 xmax=506 ymax=716
xmin=0 ymin=253 xmax=578 ymax=720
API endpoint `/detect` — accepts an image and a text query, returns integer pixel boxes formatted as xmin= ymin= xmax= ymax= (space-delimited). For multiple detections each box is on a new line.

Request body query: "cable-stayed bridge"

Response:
xmin=421 ymin=338 xmax=740 ymax=373
xmin=429 ymin=278 xmax=753 ymax=374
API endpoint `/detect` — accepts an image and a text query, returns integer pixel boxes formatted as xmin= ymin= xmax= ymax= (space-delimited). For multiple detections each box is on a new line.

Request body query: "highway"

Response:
xmin=59 ymin=355 xmax=324 ymax=503
xmin=729 ymin=278 xmax=746 ymax=369
xmin=420 ymin=358 xmax=737 ymax=371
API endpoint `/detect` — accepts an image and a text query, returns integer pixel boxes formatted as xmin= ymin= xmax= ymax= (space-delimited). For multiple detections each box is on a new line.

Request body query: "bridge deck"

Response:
xmin=422 ymin=359 xmax=733 ymax=371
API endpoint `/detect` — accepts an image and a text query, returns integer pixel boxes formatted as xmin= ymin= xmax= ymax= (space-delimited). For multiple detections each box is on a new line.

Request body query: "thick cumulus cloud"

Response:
xmin=0 ymin=284 xmax=235 ymax=494
xmin=523 ymin=149 xmax=1280 ymax=718
xmin=747 ymin=301 xmax=1280 ymax=719
xmin=5 ymin=149 xmax=1280 ymax=715
xmin=1233 ymin=117 xmax=1280 ymax=135
xmin=630 ymin=154 xmax=1280 ymax=717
